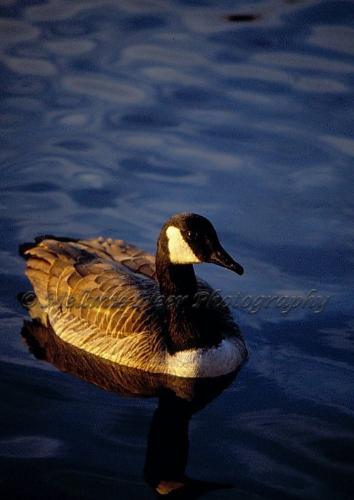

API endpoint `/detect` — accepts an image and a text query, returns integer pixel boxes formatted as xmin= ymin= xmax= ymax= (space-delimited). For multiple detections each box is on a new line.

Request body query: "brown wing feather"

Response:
xmin=22 ymin=238 xmax=165 ymax=360
xmin=75 ymin=237 xmax=156 ymax=279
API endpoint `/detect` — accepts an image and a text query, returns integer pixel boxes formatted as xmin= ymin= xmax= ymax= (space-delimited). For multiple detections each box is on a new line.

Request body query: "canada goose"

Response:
xmin=20 ymin=212 xmax=248 ymax=378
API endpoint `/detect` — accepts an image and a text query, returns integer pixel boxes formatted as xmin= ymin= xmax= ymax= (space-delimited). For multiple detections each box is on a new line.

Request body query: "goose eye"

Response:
xmin=187 ymin=230 xmax=198 ymax=240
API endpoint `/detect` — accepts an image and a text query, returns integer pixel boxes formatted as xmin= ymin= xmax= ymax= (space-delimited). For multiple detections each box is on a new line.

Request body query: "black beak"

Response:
xmin=209 ymin=247 xmax=244 ymax=275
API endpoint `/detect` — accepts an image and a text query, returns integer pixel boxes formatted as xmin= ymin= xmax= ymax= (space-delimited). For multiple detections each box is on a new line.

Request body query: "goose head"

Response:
xmin=159 ymin=212 xmax=244 ymax=275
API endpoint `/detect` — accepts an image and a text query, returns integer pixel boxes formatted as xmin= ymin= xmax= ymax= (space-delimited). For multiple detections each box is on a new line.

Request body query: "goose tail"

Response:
xmin=18 ymin=235 xmax=78 ymax=325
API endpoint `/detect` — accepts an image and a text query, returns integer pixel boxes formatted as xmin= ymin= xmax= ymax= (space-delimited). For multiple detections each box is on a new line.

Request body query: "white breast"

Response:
xmin=165 ymin=337 xmax=247 ymax=378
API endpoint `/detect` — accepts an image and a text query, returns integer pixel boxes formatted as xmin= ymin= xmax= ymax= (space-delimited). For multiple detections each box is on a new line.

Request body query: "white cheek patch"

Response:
xmin=166 ymin=226 xmax=201 ymax=264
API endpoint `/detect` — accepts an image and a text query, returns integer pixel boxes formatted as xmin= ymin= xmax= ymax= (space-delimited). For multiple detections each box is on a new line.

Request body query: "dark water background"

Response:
xmin=1 ymin=0 xmax=354 ymax=498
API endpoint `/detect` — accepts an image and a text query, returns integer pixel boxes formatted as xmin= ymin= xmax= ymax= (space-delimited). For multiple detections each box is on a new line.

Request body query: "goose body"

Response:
xmin=20 ymin=213 xmax=248 ymax=378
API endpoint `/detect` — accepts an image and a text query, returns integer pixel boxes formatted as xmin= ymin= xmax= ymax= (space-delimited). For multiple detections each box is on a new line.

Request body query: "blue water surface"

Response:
xmin=1 ymin=0 xmax=354 ymax=498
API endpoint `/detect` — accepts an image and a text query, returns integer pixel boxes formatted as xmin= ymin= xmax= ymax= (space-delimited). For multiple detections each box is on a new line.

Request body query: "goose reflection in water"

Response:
xmin=21 ymin=320 xmax=242 ymax=497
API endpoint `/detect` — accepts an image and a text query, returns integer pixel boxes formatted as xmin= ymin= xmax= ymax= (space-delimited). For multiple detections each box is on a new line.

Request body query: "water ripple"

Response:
xmin=62 ymin=75 xmax=147 ymax=103
xmin=0 ymin=436 xmax=63 ymax=459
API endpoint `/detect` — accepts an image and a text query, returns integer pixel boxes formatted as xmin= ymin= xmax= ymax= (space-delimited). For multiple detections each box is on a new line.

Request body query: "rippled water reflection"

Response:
xmin=1 ymin=0 xmax=354 ymax=499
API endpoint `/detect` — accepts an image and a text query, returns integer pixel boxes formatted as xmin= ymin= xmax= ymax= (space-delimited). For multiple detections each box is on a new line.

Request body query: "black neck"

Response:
xmin=156 ymin=258 xmax=197 ymax=298
xmin=156 ymin=234 xmax=221 ymax=353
